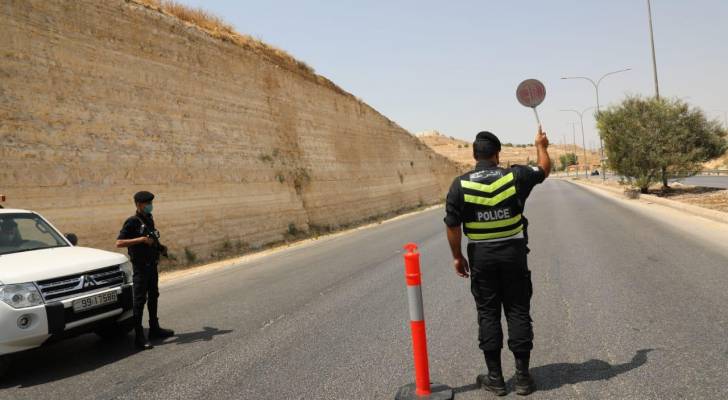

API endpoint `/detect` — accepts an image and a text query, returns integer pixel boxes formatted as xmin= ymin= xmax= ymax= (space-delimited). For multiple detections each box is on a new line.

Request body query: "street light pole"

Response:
xmin=571 ymin=123 xmax=577 ymax=176
xmin=562 ymin=134 xmax=568 ymax=176
xmin=561 ymin=68 xmax=631 ymax=113
xmin=561 ymin=68 xmax=631 ymax=182
xmin=561 ymin=107 xmax=595 ymax=178
xmin=579 ymin=114 xmax=587 ymax=178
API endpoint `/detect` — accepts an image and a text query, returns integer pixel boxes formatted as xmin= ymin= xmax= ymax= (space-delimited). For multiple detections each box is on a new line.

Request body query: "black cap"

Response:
xmin=133 ymin=191 xmax=155 ymax=203
xmin=473 ymin=131 xmax=501 ymax=157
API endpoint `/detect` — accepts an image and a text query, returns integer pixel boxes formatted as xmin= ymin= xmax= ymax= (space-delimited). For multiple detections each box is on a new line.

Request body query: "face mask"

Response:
xmin=143 ymin=204 xmax=153 ymax=214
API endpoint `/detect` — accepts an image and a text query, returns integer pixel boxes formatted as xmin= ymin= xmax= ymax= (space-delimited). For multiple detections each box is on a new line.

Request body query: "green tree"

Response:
xmin=596 ymin=96 xmax=726 ymax=193
xmin=559 ymin=152 xmax=578 ymax=171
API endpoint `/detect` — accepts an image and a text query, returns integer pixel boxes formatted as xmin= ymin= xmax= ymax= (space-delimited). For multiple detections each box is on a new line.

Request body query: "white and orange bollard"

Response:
xmin=395 ymin=243 xmax=453 ymax=400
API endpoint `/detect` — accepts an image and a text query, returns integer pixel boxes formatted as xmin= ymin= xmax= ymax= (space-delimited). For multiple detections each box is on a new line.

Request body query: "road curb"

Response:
xmin=560 ymin=178 xmax=728 ymax=225
xmin=158 ymin=204 xmax=445 ymax=284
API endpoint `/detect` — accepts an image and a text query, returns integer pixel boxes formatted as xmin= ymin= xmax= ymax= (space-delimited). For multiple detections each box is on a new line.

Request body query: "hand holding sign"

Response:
xmin=516 ymin=79 xmax=546 ymax=127
xmin=535 ymin=125 xmax=549 ymax=148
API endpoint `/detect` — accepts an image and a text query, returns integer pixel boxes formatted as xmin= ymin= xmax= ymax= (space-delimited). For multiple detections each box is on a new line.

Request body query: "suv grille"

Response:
xmin=36 ymin=265 xmax=124 ymax=301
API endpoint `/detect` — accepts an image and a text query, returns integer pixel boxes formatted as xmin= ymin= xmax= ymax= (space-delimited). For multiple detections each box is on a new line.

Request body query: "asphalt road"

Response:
xmin=2 ymin=180 xmax=728 ymax=399
xmin=673 ymin=175 xmax=728 ymax=189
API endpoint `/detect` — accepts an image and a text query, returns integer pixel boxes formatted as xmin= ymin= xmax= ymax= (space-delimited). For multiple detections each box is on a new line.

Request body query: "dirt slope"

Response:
xmin=416 ymin=131 xmax=602 ymax=169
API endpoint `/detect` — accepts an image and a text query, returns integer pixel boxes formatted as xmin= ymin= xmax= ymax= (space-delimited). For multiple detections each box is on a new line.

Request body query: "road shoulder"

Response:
xmin=558 ymin=178 xmax=728 ymax=257
xmin=563 ymin=178 xmax=728 ymax=225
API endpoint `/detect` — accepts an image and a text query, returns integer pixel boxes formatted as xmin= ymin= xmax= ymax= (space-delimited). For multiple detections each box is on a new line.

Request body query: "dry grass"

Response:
xmin=658 ymin=186 xmax=728 ymax=213
xmin=158 ymin=1 xmax=235 ymax=34
xmin=130 ymin=0 xmax=349 ymax=95
xmin=704 ymin=153 xmax=728 ymax=170
xmin=576 ymin=177 xmax=728 ymax=213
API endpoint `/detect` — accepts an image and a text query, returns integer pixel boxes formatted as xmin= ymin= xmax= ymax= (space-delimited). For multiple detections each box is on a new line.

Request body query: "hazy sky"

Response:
xmin=177 ymin=0 xmax=728 ymax=147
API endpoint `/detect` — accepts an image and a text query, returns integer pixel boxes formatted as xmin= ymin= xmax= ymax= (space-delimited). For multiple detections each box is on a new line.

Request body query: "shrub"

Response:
xmin=184 ymin=247 xmax=197 ymax=263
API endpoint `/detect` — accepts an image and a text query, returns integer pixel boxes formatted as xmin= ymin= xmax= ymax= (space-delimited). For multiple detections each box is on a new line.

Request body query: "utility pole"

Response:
xmin=648 ymin=0 xmax=669 ymax=187
xmin=647 ymin=0 xmax=660 ymax=99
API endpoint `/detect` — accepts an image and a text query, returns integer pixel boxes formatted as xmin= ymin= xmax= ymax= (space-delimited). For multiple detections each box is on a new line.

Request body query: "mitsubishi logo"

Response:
xmin=80 ymin=275 xmax=98 ymax=289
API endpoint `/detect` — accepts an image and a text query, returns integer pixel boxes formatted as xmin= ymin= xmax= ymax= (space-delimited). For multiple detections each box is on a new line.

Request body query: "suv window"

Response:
xmin=0 ymin=213 xmax=68 ymax=256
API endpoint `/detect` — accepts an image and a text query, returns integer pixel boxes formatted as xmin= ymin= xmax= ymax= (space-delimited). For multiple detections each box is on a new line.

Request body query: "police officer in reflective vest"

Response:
xmin=444 ymin=128 xmax=550 ymax=396
xmin=116 ymin=191 xmax=175 ymax=350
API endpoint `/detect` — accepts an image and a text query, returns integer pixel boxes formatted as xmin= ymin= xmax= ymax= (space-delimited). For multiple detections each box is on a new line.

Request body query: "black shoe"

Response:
xmin=134 ymin=334 xmax=153 ymax=350
xmin=477 ymin=374 xmax=507 ymax=396
xmin=514 ymin=373 xmax=535 ymax=396
xmin=514 ymin=351 xmax=536 ymax=395
xmin=148 ymin=326 xmax=175 ymax=339
xmin=134 ymin=324 xmax=153 ymax=350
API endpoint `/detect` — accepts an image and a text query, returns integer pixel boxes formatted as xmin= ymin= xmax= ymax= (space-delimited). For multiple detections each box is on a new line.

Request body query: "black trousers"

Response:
xmin=468 ymin=240 xmax=533 ymax=353
xmin=132 ymin=261 xmax=160 ymax=325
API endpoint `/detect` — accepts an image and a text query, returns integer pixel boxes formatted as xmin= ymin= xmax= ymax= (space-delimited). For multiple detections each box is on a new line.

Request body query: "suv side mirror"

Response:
xmin=65 ymin=233 xmax=78 ymax=246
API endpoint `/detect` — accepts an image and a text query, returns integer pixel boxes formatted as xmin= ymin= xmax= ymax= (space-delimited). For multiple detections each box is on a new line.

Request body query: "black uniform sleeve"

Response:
xmin=117 ymin=217 xmax=141 ymax=240
xmin=513 ymin=165 xmax=546 ymax=200
xmin=443 ymin=177 xmax=464 ymax=227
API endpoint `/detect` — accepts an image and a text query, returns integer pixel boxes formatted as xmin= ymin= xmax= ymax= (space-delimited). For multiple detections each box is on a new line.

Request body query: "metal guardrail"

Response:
xmin=700 ymin=170 xmax=728 ymax=176
xmin=553 ymin=170 xmax=728 ymax=178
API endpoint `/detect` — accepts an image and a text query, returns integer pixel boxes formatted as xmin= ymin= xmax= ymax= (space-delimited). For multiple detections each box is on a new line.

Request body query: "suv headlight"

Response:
xmin=0 ymin=283 xmax=44 ymax=309
xmin=120 ymin=261 xmax=133 ymax=284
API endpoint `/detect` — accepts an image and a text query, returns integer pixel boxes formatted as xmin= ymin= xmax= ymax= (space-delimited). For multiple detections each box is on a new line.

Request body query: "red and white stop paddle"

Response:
xmin=516 ymin=79 xmax=546 ymax=127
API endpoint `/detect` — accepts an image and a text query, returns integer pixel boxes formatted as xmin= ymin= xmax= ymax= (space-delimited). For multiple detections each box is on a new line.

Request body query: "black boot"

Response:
xmin=148 ymin=318 xmax=175 ymax=340
xmin=514 ymin=352 xmax=535 ymax=396
xmin=134 ymin=320 xmax=153 ymax=350
xmin=477 ymin=350 xmax=507 ymax=396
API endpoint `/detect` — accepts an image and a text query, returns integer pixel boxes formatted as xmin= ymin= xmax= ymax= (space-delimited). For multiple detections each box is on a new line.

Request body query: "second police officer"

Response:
xmin=444 ymin=127 xmax=550 ymax=396
xmin=116 ymin=191 xmax=175 ymax=350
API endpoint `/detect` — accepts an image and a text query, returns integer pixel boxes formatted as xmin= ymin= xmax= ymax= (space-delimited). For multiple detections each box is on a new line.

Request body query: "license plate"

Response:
xmin=72 ymin=291 xmax=118 ymax=312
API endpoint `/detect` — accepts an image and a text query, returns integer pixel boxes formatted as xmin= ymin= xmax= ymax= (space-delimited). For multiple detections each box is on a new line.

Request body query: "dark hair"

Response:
xmin=473 ymin=131 xmax=501 ymax=159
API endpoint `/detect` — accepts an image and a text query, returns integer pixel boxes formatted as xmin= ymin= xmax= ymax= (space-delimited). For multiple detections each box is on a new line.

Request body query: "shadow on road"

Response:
xmin=452 ymin=382 xmax=480 ymax=395
xmin=515 ymin=348 xmax=655 ymax=393
xmin=0 ymin=326 xmax=233 ymax=389
xmin=155 ymin=326 xmax=233 ymax=345
xmin=452 ymin=349 xmax=653 ymax=396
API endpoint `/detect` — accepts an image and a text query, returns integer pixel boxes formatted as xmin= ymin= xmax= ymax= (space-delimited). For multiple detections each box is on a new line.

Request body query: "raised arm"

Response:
xmin=535 ymin=125 xmax=550 ymax=178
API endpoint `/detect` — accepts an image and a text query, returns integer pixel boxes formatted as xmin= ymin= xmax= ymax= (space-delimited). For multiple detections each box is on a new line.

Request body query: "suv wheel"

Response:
xmin=94 ymin=318 xmax=134 ymax=340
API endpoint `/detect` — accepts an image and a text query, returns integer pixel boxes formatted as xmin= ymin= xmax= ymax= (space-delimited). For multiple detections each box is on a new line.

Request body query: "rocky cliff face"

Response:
xmin=0 ymin=0 xmax=461 ymax=262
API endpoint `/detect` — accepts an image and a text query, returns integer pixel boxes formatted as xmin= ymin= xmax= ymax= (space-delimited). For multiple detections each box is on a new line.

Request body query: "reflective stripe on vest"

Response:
xmin=464 ymin=186 xmax=517 ymax=206
xmin=460 ymin=172 xmax=514 ymax=193
xmin=465 ymin=224 xmax=524 ymax=241
xmin=464 ymin=213 xmax=522 ymax=229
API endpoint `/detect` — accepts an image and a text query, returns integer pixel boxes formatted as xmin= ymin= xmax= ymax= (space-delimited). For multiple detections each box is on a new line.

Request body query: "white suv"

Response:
xmin=0 ymin=207 xmax=133 ymax=377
